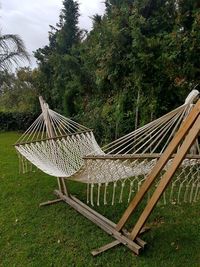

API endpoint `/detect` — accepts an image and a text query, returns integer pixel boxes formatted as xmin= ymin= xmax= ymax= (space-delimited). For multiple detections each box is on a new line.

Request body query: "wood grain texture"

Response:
xmin=116 ymin=99 xmax=200 ymax=231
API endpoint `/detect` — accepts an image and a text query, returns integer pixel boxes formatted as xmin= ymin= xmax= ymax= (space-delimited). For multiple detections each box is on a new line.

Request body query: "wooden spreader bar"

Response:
xmin=39 ymin=98 xmax=200 ymax=256
xmin=14 ymin=129 xmax=93 ymax=147
xmin=84 ymin=153 xmax=200 ymax=160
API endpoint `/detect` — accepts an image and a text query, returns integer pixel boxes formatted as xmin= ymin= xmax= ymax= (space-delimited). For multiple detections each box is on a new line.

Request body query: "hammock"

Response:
xmin=15 ymin=90 xmax=200 ymax=205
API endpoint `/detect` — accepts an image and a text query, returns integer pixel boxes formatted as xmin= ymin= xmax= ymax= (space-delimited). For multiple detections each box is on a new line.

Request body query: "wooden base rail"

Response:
xmin=40 ymin=190 xmax=149 ymax=255
xmin=54 ymin=190 xmax=143 ymax=255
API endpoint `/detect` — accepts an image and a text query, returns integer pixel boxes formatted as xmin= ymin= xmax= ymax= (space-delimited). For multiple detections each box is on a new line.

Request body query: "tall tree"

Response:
xmin=56 ymin=0 xmax=82 ymax=53
xmin=34 ymin=0 xmax=85 ymax=114
xmin=34 ymin=0 xmax=200 ymax=144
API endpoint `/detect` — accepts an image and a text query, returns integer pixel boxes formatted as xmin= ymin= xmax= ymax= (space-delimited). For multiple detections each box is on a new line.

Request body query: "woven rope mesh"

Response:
xmin=15 ymin=91 xmax=200 ymax=205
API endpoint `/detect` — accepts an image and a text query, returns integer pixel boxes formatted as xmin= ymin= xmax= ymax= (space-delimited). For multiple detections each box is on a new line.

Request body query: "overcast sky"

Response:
xmin=0 ymin=0 xmax=105 ymax=68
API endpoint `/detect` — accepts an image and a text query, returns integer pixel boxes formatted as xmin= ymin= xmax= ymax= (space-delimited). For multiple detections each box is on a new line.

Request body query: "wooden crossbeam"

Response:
xmin=69 ymin=195 xmax=148 ymax=256
xmin=40 ymin=191 xmax=148 ymax=256
xmin=130 ymin=114 xmax=200 ymax=240
xmin=84 ymin=153 xmax=200 ymax=160
xmin=54 ymin=190 xmax=142 ymax=255
xmin=91 ymin=227 xmax=149 ymax=256
xmin=116 ymin=99 xmax=200 ymax=232
xmin=14 ymin=130 xmax=92 ymax=146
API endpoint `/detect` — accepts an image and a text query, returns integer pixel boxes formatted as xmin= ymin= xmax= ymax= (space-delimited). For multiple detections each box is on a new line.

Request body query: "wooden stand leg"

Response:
xmin=57 ymin=177 xmax=62 ymax=192
xmin=54 ymin=190 xmax=143 ymax=255
xmin=91 ymin=227 xmax=149 ymax=256
xmin=97 ymin=100 xmax=200 ymax=254
xmin=61 ymin=178 xmax=69 ymax=196
xmin=116 ymin=100 xmax=200 ymax=232
xmin=39 ymin=198 xmax=63 ymax=207
xmin=39 ymin=177 xmax=68 ymax=207
xmin=130 ymin=114 xmax=200 ymax=240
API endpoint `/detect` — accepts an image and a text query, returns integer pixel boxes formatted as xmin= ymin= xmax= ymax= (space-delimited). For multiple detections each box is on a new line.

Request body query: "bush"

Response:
xmin=0 ymin=112 xmax=38 ymax=131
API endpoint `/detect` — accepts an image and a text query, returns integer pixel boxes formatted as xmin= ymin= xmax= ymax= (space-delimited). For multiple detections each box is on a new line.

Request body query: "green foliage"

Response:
xmin=0 ymin=112 xmax=37 ymax=131
xmin=0 ymin=68 xmax=38 ymax=113
xmin=34 ymin=0 xmax=86 ymax=114
xmin=56 ymin=0 xmax=82 ymax=53
xmin=33 ymin=0 xmax=200 ymax=144
xmin=0 ymin=32 xmax=30 ymax=71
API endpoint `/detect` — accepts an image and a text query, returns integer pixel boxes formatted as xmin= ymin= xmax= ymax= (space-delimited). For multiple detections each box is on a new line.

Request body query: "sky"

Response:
xmin=0 ymin=0 xmax=105 ymax=68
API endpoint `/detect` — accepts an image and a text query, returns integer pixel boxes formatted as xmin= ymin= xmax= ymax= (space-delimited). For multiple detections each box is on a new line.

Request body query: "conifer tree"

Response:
xmin=34 ymin=0 xmax=82 ymax=112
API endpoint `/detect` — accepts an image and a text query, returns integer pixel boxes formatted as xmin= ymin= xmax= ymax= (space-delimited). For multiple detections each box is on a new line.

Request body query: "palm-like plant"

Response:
xmin=0 ymin=33 xmax=30 ymax=71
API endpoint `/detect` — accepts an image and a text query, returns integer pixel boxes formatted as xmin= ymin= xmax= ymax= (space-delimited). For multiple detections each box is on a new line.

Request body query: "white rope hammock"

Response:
xmin=15 ymin=90 xmax=200 ymax=205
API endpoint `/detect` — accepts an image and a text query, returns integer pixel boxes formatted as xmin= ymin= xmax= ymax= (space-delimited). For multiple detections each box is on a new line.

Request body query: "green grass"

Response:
xmin=0 ymin=132 xmax=200 ymax=267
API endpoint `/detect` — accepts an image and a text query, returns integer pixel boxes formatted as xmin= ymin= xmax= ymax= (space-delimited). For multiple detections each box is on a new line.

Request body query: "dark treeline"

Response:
xmin=1 ymin=0 xmax=200 ymax=143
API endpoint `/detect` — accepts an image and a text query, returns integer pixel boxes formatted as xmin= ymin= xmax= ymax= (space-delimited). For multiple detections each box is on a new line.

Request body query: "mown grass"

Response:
xmin=0 ymin=132 xmax=200 ymax=267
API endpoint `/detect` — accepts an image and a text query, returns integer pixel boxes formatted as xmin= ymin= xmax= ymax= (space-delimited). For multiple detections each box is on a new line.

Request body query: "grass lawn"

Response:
xmin=0 ymin=131 xmax=200 ymax=267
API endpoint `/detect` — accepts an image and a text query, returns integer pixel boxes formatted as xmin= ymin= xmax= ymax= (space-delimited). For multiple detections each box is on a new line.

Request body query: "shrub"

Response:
xmin=0 ymin=112 xmax=38 ymax=131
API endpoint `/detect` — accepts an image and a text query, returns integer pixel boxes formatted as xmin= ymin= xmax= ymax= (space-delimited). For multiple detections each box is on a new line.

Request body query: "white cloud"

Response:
xmin=0 ymin=0 xmax=105 ymax=68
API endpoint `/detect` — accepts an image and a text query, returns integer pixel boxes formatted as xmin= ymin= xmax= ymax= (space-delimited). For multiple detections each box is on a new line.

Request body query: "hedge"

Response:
xmin=0 ymin=112 xmax=38 ymax=131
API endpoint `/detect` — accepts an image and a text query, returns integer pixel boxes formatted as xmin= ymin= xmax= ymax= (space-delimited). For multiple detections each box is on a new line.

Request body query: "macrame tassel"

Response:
xmin=184 ymin=184 xmax=189 ymax=202
xmin=97 ymin=183 xmax=101 ymax=206
xmin=119 ymin=182 xmax=125 ymax=203
xmin=177 ymin=184 xmax=183 ymax=204
xmin=189 ymin=183 xmax=195 ymax=203
xmin=18 ymin=154 xmax=22 ymax=174
xmin=19 ymin=154 xmax=33 ymax=174
xmin=25 ymin=159 xmax=28 ymax=173
xmin=104 ymin=182 xmax=108 ymax=205
xmin=90 ymin=183 xmax=94 ymax=206
xmin=29 ymin=162 xmax=33 ymax=172
xmin=21 ymin=155 xmax=25 ymax=174
xmin=57 ymin=177 xmax=62 ymax=192
xmin=197 ymin=185 xmax=200 ymax=201
xmin=128 ymin=181 xmax=134 ymax=203
xmin=21 ymin=155 xmax=23 ymax=173
xmin=86 ymin=183 xmax=90 ymax=204
xmin=193 ymin=183 xmax=200 ymax=202
xmin=137 ymin=181 xmax=142 ymax=192
xmin=112 ymin=182 xmax=117 ymax=206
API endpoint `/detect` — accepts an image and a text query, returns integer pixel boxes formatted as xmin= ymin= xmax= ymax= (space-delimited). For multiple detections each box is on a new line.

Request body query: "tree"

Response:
xmin=0 ymin=33 xmax=30 ymax=71
xmin=34 ymin=0 xmax=89 ymax=115
xmin=33 ymin=0 xmax=200 ymax=145
xmin=0 ymin=67 xmax=37 ymax=112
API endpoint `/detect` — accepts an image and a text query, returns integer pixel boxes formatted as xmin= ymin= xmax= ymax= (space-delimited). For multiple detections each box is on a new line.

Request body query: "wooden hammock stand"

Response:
xmin=39 ymin=96 xmax=200 ymax=256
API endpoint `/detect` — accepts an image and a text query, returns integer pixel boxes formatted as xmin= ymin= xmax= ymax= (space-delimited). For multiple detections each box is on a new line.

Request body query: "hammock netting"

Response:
xmin=15 ymin=90 xmax=200 ymax=206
